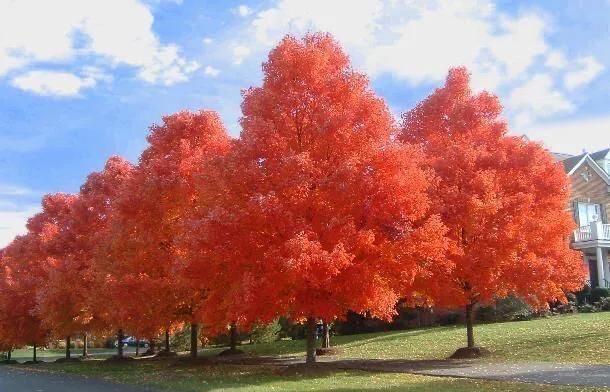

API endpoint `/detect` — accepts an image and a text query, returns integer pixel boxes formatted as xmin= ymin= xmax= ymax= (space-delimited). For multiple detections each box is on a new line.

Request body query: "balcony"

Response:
xmin=573 ymin=221 xmax=610 ymax=247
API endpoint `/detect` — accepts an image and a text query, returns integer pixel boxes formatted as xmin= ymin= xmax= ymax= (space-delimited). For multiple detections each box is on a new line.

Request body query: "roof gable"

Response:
xmin=590 ymin=148 xmax=610 ymax=161
xmin=567 ymin=154 xmax=610 ymax=185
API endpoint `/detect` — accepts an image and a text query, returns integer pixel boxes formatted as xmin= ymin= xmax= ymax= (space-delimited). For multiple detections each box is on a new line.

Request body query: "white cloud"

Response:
xmin=0 ymin=206 xmax=40 ymax=248
xmin=232 ymin=45 xmax=251 ymax=65
xmin=0 ymin=183 xmax=40 ymax=247
xmin=241 ymin=0 xmax=603 ymax=125
xmin=236 ymin=5 xmax=252 ymax=17
xmin=11 ymin=70 xmax=97 ymax=96
xmin=204 ymin=65 xmax=220 ymax=77
xmin=0 ymin=0 xmax=197 ymax=87
xmin=252 ymin=0 xmax=382 ymax=48
xmin=545 ymin=50 xmax=567 ymax=69
xmin=520 ymin=115 xmax=610 ymax=155
xmin=202 ymin=37 xmax=213 ymax=45
xmin=509 ymin=74 xmax=573 ymax=126
xmin=0 ymin=184 xmax=36 ymax=196
xmin=564 ymin=56 xmax=604 ymax=90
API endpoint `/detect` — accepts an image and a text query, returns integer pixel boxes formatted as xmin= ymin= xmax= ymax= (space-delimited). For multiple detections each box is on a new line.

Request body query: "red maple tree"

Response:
xmin=105 ymin=111 xmax=231 ymax=355
xmin=192 ymin=34 xmax=448 ymax=363
xmin=80 ymin=156 xmax=136 ymax=358
xmin=400 ymin=68 xmax=586 ymax=352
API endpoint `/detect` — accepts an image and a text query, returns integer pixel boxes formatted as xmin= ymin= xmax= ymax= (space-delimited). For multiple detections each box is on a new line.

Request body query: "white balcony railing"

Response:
xmin=574 ymin=226 xmax=592 ymax=242
xmin=574 ymin=221 xmax=610 ymax=242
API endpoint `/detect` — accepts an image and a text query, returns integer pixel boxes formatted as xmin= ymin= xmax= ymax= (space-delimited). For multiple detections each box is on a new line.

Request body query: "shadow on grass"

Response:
xmin=17 ymin=359 xmax=488 ymax=392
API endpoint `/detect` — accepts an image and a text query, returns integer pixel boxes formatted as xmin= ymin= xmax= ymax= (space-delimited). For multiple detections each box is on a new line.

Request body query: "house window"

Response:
xmin=578 ymin=202 xmax=602 ymax=227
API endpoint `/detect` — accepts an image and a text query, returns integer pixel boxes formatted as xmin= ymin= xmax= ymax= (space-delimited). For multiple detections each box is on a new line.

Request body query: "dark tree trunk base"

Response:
xmin=315 ymin=347 xmax=342 ymax=356
xmin=218 ymin=348 xmax=245 ymax=356
xmin=449 ymin=346 xmax=491 ymax=359
xmin=55 ymin=357 xmax=82 ymax=363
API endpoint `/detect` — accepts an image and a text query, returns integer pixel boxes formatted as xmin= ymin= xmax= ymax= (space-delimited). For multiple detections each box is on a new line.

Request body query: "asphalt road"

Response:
xmin=0 ymin=366 xmax=163 ymax=392
xmin=333 ymin=359 xmax=610 ymax=388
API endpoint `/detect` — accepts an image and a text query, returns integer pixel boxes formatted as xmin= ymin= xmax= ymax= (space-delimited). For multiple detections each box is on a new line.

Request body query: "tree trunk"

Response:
xmin=7 ymin=348 xmax=11 ymax=361
xmin=135 ymin=339 xmax=140 ymax=356
xmin=65 ymin=336 xmax=71 ymax=359
xmin=164 ymin=329 xmax=170 ymax=352
xmin=149 ymin=337 xmax=156 ymax=354
xmin=321 ymin=321 xmax=330 ymax=349
xmin=466 ymin=303 xmax=475 ymax=348
xmin=229 ymin=323 xmax=238 ymax=351
xmin=82 ymin=334 xmax=88 ymax=357
xmin=305 ymin=317 xmax=317 ymax=364
xmin=190 ymin=323 xmax=198 ymax=358
xmin=117 ymin=329 xmax=124 ymax=358
xmin=33 ymin=343 xmax=37 ymax=362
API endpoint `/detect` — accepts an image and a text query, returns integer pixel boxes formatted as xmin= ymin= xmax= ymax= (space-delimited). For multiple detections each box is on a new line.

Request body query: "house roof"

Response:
xmin=560 ymin=148 xmax=610 ymax=186
xmin=552 ymin=152 xmax=575 ymax=162
xmin=590 ymin=148 xmax=610 ymax=161
xmin=562 ymin=153 xmax=587 ymax=173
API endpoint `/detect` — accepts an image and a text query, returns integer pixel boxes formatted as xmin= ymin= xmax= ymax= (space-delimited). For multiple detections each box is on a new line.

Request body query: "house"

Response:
xmin=553 ymin=148 xmax=610 ymax=288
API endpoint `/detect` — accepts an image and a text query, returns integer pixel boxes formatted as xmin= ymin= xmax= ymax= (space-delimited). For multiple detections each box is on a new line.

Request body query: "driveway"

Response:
xmin=0 ymin=366 xmax=163 ymax=392
xmin=332 ymin=359 xmax=610 ymax=388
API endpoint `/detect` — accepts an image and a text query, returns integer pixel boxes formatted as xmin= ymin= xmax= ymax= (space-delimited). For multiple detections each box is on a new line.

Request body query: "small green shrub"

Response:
xmin=493 ymin=296 xmax=533 ymax=321
xmin=437 ymin=312 xmax=460 ymax=326
xmin=566 ymin=293 xmax=577 ymax=303
xmin=576 ymin=285 xmax=592 ymax=305
xmin=598 ymin=297 xmax=610 ymax=311
xmin=590 ymin=287 xmax=610 ymax=303
xmin=476 ymin=306 xmax=495 ymax=322
xmin=250 ymin=320 xmax=281 ymax=344
xmin=578 ymin=304 xmax=597 ymax=313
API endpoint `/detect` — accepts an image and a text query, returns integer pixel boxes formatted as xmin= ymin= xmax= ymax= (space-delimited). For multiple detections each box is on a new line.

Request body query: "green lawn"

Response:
xmin=9 ymin=347 xmax=138 ymax=360
xmin=219 ymin=312 xmax=610 ymax=364
xmin=19 ymin=361 xmax=604 ymax=392
xmin=10 ymin=312 xmax=610 ymax=391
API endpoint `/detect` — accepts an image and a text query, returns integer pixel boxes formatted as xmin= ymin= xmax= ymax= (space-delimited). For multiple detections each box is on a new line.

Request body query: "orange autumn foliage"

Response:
xmin=106 ymin=111 xmax=231 ymax=339
xmin=190 ymin=34 xmax=449 ymax=343
xmin=400 ymin=68 xmax=585 ymax=310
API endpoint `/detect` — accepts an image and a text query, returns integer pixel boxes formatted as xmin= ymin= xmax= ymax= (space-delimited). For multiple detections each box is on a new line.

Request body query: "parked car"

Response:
xmin=114 ymin=336 xmax=149 ymax=348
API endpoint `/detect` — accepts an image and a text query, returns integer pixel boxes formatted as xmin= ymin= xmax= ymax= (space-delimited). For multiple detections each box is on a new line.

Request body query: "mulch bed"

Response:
xmin=449 ymin=346 xmax=491 ymax=359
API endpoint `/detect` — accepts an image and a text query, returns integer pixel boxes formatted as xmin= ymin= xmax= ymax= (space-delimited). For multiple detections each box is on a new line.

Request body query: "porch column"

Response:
xmin=596 ymin=247 xmax=605 ymax=287
xmin=602 ymin=248 xmax=610 ymax=287
xmin=583 ymin=253 xmax=591 ymax=282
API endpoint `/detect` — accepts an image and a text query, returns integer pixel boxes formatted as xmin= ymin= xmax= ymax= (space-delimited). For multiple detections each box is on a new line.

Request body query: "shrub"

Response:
xmin=476 ymin=305 xmax=495 ymax=322
xmin=171 ymin=326 xmax=192 ymax=352
xmin=566 ymin=292 xmax=577 ymax=303
xmin=554 ymin=302 xmax=577 ymax=314
xmin=250 ymin=320 xmax=281 ymax=344
xmin=495 ymin=296 xmax=533 ymax=321
xmin=576 ymin=285 xmax=592 ymax=305
xmin=437 ymin=312 xmax=460 ymax=325
xmin=595 ymin=297 xmax=610 ymax=311
xmin=590 ymin=287 xmax=610 ymax=303
xmin=278 ymin=318 xmax=305 ymax=340
xmin=578 ymin=304 xmax=597 ymax=313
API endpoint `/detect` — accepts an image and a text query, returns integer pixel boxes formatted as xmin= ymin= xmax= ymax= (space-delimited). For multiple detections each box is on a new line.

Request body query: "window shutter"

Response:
xmin=601 ymin=204 xmax=608 ymax=224
xmin=573 ymin=201 xmax=580 ymax=226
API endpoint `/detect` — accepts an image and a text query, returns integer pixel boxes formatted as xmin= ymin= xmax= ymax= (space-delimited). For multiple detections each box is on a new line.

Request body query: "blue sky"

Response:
xmin=1 ymin=0 xmax=609 ymax=246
